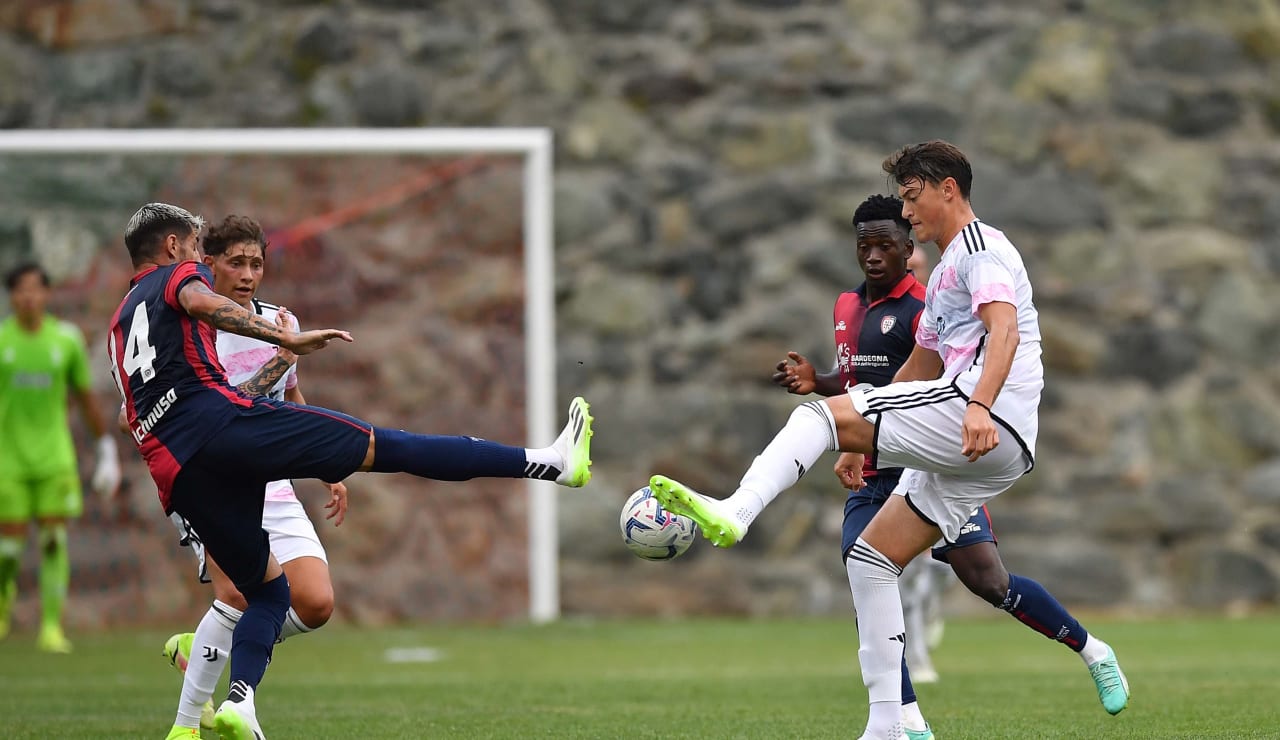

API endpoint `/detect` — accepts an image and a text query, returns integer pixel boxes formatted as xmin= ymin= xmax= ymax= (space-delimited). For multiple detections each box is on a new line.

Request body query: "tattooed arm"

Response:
xmin=177 ymin=280 xmax=352 ymax=354
xmin=236 ymin=353 xmax=295 ymax=396
xmin=236 ymin=309 xmax=299 ymax=397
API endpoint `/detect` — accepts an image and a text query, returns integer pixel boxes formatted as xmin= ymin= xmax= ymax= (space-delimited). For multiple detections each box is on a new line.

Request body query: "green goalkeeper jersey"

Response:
xmin=0 ymin=315 xmax=92 ymax=479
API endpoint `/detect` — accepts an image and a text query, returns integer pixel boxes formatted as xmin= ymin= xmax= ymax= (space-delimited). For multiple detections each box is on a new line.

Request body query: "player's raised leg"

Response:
xmin=650 ymin=399 xmax=852 ymax=547
xmin=365 ymin=396 xmax=594 ymax=487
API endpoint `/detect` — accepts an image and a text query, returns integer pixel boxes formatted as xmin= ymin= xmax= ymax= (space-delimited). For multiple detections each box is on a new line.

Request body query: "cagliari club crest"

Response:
xmin=880 ymin=316 xmax=896 ymax=334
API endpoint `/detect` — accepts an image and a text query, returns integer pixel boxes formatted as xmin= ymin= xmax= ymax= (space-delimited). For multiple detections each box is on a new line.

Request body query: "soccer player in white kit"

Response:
xmin=649 ymin=141 xmax=1129 ymax=739
xmin=161 ymin=215 xmax=348 ymax=740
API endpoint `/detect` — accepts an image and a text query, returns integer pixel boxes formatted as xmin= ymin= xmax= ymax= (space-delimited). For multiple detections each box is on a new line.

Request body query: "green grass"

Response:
xmin=1 ymin=615 xmax=1277 ymax=738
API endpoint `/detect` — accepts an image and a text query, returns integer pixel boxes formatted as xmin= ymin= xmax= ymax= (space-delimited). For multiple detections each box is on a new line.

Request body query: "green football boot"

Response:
xmin=552 ymin=397 xmax=594 ymax=488
xmin=648 ymin=475 xmax=746 ymax=548
xmin=213 ymin=683 xmax=264 ymax=740
xmin=36 ymin=624 xmax=72 ymax=653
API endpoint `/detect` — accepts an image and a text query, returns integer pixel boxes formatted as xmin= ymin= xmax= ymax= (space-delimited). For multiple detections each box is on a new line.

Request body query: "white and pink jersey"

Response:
xmin=917 ymin=220 xmax=1043 ymax=448
xmin=216 ymin=298 xmax=299 ymax=503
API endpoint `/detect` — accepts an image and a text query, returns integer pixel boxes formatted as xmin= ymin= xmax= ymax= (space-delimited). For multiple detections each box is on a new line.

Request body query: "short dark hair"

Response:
xmin=852 ymin=194 xmax=911 ymax=234
xmin=204 ymin=215 xmax=269 ymax=257
xmin=123 ymin=203 xmax=205 ymax=266
xmin=882 ymin=140 xmax=973 ymax=200
xmin=5 ymin=261 xmax=50 ymax=290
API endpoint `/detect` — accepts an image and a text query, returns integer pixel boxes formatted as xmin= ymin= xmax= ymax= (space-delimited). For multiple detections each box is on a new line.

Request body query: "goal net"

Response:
xmin=0 ymin=128 xmax=560 ymax=626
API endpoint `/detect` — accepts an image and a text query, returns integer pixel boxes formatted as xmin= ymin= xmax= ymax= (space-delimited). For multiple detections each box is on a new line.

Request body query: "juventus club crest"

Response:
xmin=880 ymin=316 xmax=896 ymax=334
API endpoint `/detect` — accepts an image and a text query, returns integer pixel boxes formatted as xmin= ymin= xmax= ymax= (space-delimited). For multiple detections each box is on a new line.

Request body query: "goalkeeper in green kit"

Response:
xmin=0 ymin=262 xmax=120 ymax=652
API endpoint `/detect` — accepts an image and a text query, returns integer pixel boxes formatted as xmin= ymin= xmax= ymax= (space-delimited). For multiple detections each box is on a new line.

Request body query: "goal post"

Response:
xmin=0 ymin=127 xmax=561 ymax=623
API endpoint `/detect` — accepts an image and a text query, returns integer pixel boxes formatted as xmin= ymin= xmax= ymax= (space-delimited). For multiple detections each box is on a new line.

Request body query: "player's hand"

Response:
xmin=274 ymin=307 xmax=299 ymax=366
xmin=961 ymin=402 xmax=999 ymax=462
xmin=283 ymin=328 xmax=352 ymax=355
xmin=323 ymin=481 xmax=348 ymax=527
xmin=835 ymin=452 xmax=866 ymax=491
xmin=771 ymin=351 xmax=816 ymax=395
xmin=91 ymin=435 xmax=122 ymax=499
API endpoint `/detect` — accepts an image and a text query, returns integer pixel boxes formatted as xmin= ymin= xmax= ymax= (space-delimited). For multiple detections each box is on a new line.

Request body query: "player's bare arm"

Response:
xmin=892 ymin=344 xmax=943 ymax=384
xmin=962 ymin=300 xmax=1019 ymax=462
xmin=177 ymin=281 xmax=352 ymax=354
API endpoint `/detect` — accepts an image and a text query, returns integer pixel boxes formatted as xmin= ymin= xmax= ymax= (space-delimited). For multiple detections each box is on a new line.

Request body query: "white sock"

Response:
xmin=174 ymin=600 xmax=241 ymax=728
xmin=847 ymin=538 xmax=906 ymax=740
xmin=901 ymin=700 xmax=927 ymax=732
xmin=524 ymin=446 xmax=560 ymax=468
xmin=1079 ymin=634 xmax=1111 ymax=667
xmin=278 ymin=607 xmax=316 ymax=642
xmin=725 ymin=401 xmax=838 ymax=526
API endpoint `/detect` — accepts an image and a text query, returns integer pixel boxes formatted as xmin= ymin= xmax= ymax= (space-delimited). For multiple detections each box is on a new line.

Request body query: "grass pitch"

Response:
xmin=1 ymin=615 xmax=1276 ymax=738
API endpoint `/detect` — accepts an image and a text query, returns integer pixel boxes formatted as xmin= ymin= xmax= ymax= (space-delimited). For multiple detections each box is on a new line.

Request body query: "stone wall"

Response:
xmin=1 ymin=0 xmax=1277 ymax=622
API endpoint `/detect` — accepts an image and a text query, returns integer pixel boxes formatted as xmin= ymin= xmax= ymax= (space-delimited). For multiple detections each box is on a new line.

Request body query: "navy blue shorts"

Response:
xmin=841 ymin=471 xmax=997 ymax=561
xmin=168 ymin=398 xmax=371 ymax=591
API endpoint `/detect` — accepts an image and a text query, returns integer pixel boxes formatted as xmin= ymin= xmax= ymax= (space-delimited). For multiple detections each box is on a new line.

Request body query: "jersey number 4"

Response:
xmin=109 ymin=303 xmax=158 ymax=396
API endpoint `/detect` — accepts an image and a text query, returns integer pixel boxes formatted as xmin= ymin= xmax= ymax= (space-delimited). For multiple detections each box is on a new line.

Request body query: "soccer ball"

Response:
xmin=620 ymin=486 xmax=699 ymax=561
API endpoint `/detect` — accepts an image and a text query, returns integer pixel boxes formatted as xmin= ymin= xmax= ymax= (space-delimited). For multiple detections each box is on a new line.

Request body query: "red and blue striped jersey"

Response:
xmin=833 ymin=273 xmax=925 ymax=391
xmin=107 ymin=261 xmax=252 ymax=509
xmin=832 ymin=272 xmax=926 ymax=477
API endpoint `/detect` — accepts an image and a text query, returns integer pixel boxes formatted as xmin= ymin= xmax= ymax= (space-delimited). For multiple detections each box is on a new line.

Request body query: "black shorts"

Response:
xmin=168 ymin=398 xmax=371 ymax=591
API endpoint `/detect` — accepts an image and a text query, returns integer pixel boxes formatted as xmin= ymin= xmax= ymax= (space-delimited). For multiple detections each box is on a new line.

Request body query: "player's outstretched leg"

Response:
xmin=649 ymin=402 xmax=838 ymax=547
xmin=369 ymin=397 xmax=594 ymax=487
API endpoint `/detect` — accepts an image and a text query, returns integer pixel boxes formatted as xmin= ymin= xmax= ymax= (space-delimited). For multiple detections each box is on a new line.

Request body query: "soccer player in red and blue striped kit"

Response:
xmin=109 ymin=203 xmax=593 ymax=740
xmin=774 ymin=194 xmax=1124 ymax=739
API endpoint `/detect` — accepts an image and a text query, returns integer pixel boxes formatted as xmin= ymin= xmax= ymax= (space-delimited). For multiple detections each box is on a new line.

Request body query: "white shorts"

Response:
xmin=850 ymin=377 xmax=1033 ymax=542
xmin=171 ymin=497 xmax=327 ymax=583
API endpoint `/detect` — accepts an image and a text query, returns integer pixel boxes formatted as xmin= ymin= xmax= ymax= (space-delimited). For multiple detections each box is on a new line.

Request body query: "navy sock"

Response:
xmin=900 ymin=654 xmax=916 ymax=704
xmin=370 ymin=427 xmax=526 ymax=480
xmin=1000 ymin=573 xmax=1089 ymax=651
xmin=229 ymin=573 xmax=290 ymax=692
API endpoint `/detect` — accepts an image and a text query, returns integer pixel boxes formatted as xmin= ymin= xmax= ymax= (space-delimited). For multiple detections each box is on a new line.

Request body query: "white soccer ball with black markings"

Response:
xmin=620 ymin=486 xmax=699 ymax=561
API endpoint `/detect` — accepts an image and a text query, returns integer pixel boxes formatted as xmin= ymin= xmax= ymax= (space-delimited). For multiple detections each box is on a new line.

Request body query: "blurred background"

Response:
xmin=0 ymin=0 xmax=1278 ymax=632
